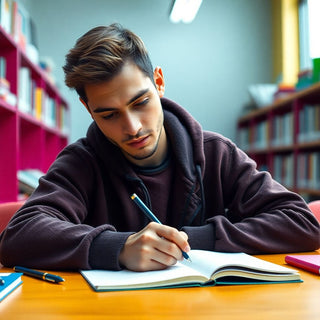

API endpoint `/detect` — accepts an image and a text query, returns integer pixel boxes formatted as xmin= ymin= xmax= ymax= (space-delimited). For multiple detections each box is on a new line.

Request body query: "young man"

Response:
xmin=0 ymin=24 xmax=319 ymax=271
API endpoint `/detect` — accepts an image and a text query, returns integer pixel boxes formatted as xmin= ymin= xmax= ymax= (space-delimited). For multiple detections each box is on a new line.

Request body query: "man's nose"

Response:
xmin=123 ymin=111 xmax=142 ymax=136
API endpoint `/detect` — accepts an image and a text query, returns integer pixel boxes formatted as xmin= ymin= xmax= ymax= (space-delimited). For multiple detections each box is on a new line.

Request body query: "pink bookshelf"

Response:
xmin=0 ymin=26 xmax=69 ymax=202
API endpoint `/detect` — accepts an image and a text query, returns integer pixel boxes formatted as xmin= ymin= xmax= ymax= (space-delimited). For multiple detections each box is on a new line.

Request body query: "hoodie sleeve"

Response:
xmin=183 ymin=135 xmax=320 ymax=254
xmin=0 ymin=143 xmax=129 ymax=270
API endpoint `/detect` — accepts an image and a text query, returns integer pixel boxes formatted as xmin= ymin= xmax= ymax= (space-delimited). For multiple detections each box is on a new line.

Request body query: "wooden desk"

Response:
xmin=1 ymin=252 xmax=319 ymax=319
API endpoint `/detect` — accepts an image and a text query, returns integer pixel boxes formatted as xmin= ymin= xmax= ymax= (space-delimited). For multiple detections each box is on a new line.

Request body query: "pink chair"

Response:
xmin=308 ymin=200 xmax=320 ymax=223
xmin=0 ymin=201 xmax=24 ymax=233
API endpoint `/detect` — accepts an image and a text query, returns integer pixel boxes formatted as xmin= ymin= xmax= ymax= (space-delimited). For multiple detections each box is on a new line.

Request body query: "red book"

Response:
xmin=285 ymin=255 xmax=320 ymax=275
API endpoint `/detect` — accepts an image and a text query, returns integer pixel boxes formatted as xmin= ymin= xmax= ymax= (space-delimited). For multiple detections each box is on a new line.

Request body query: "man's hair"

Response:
xmin=63 ymin=23 xmax=154 ymax=103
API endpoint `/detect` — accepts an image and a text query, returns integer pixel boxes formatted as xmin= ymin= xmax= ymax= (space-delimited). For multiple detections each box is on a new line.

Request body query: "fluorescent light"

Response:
xmin=170 ymin=0 xmax=203 ymax=24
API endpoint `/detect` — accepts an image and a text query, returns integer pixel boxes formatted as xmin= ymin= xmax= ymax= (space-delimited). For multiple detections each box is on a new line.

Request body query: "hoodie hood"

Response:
xmin=86 ymin=97 xmax=206 ymax=181
xmin=161 ymin=97 xmax=205 ymax=180
xmin=86 ymin=97 xmax=206 ymax=226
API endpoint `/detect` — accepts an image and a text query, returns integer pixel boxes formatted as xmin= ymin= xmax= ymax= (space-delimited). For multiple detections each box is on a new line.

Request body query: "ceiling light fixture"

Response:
xmin=169 ymin=0 xmax=203 ymax=24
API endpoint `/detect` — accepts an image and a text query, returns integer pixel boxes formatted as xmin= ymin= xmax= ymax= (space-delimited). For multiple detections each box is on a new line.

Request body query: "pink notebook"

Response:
xmin=285 ymin=255 xmax=320 ymax=275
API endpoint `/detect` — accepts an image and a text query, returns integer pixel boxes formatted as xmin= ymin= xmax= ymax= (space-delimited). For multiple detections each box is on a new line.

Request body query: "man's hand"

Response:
xmin=119 ymin=222 xmax=190 ymax=271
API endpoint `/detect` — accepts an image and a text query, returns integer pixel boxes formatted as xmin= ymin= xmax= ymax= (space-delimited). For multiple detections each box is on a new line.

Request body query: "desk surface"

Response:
xmin=0 ymin=251 xmax=319 ymax=320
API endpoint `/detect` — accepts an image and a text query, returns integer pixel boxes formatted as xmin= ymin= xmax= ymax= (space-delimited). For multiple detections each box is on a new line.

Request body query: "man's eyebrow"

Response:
xmin=127 ymin=88 xmax=149 ymax=105
xmin=93 ymin=88 xmax=150 ymax=114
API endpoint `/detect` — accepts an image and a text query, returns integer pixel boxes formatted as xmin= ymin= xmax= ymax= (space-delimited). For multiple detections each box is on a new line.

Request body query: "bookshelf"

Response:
xmin=0 ymin=26 xmax=69 ymax=203
xmin=237 ymin=82 xmax=320 ymax=200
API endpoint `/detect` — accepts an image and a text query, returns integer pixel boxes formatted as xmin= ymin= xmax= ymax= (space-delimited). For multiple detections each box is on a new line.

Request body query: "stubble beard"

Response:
xmin=123 ymin=125 xmax=164 ymax=161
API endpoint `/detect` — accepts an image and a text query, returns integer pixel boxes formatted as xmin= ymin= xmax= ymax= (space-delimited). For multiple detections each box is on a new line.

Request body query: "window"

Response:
xmin=299 ymin=0 xmax=320 ymax=70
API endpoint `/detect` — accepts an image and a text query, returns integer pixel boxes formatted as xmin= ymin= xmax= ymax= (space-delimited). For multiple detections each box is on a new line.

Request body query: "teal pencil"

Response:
xmin=131 ymin=193 xmax=192 ymax=262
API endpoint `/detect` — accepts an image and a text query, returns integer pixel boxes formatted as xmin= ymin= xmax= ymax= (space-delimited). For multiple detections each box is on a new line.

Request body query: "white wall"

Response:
xmin=23 ymin=0 xmax=272 ymax=143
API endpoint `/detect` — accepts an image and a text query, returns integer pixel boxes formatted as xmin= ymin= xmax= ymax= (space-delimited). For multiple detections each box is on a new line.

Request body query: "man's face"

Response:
xmin=82 ymin=62 xmax=167 ymax=167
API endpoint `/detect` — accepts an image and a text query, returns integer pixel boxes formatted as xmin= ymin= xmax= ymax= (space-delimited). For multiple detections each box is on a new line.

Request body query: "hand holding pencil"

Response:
xmin=118 ymin=194 xmax=191 ymax=272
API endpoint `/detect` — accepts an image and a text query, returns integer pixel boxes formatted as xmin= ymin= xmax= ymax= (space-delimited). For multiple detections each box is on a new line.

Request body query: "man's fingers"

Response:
xmin=138 ymin=226 xmax=184 ymax=261
xmin=119 ymin=222 xmax=191 ymax=272
xmin=149 ymin=222 xmax=190 ymax=254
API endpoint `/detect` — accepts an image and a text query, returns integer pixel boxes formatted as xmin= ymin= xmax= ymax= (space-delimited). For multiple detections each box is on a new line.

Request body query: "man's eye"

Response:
xmin=102 ymin=113 xmax=115 ymax=120
xmin=135 ymin=98 xmax=149 ymax=106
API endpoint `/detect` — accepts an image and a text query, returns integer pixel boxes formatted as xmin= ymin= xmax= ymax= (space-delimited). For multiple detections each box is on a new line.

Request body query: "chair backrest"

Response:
xmin=308 ymin=200 xmax=320 ymax=223
xmin=0 ymin=201 xmax=24 ymax=233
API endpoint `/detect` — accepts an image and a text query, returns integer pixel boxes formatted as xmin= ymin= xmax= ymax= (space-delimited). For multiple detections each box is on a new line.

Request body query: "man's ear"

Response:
xmin=80 ymin=97 xmax=93 ymax=118
xmin=153 ymin=66 xmax=165 ymax=97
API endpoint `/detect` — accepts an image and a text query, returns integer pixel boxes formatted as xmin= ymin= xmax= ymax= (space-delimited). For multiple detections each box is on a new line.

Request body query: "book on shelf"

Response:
xmin=18 ymin=66 xmax=32 ymax=113
xmin=297 ymin=152 xmax=320 ymax=190
xmin=0 ymin=56 xmax=16 ymax=106
xmin=0 ymin=55 xmax=6 ymax=79
xmin=42 ymin=93 xmax=57 ymax=128
xmin=0 ymin=272 xmax=23 ymax=302
xmin=81 ymin=250 xmax=301 ymax=292
xmin=273 ymin=154 xmax=294 ymax=189
xmin=238 ymin=126 xmax=254 ymax=152
xmin=0 ymin=76 xmax=10 ymax=101
xmin=34 ymin=86 xmax=43 ymax=119
xmin=0 ymin=0 xmax=12 ymax=34
xmin=271 ymin=112 xmax=293 ymax=147
xmin=298 ymin=104 xmax=320 ymax=143
xmin=3 ymin=0 xmax=39 ymax=63
xmin=0 ymin=56 xmax=9 ymax=100
xmin=58 ymin=104 xmax=69 ymax=134
xmin=274 ymin=85 xmax=296 ymax=99
xmin=18 ymin=169 xmax=44 ymax=195
xmin=17 ymin=70 xmax=63 ymax=129
xmin=254 ymin=120 xmax=268 ymax=150
xmin=10 ymin=0 xmax=18 ymax=42
xmin=11 ymin=0 xmax=28 ymax=51
xmin=25 ymin=17 xmax=38 ymax=64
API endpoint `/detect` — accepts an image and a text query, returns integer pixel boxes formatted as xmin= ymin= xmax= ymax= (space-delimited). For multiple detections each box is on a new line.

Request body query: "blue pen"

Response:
xmin=13 ymin=266 xmax=65 ymax=283
xmin=131 ymin=193 xmax=192 ymax=262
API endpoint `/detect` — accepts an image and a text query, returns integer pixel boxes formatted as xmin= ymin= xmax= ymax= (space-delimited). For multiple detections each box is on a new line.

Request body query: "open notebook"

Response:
xmin=81 ymin=250 xmax=301 ymax=292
